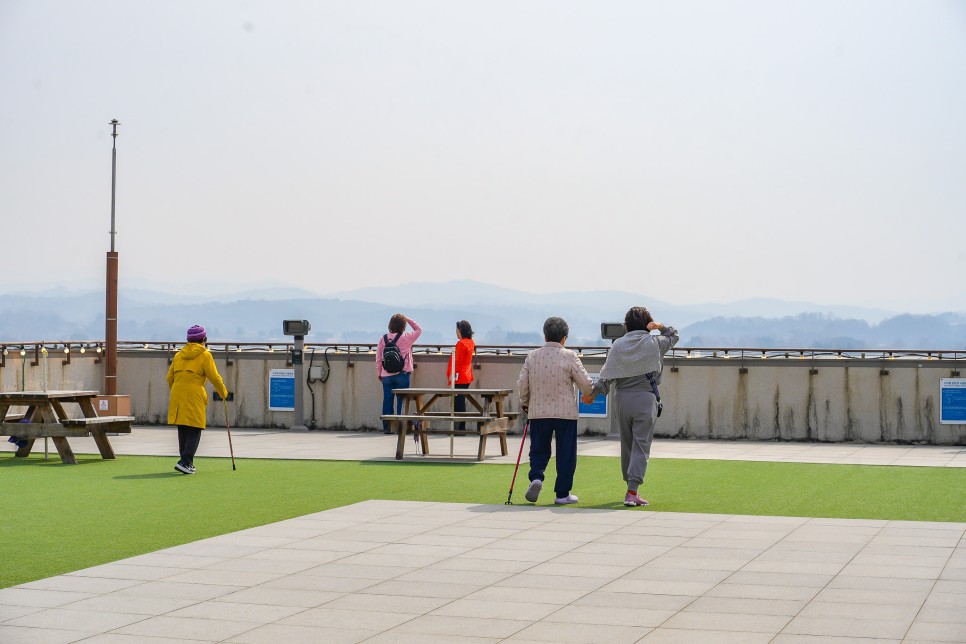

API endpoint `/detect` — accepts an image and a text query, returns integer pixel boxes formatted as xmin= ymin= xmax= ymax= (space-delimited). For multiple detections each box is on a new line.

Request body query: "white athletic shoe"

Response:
xmin=525 ymin=479 xmax=542 ymax=503
xmin=554 ymin=494 xmax=579 ymax=505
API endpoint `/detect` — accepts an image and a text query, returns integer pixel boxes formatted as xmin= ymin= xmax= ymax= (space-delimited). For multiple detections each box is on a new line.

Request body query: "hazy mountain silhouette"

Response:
xmin=2 ymin=280 xmax=963 ymax=348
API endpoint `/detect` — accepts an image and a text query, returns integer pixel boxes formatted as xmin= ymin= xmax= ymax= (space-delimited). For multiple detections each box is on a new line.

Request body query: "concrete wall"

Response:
xmin=659 ymin=362 xmax=956 ymax=443
xmin=2 ymin=347 xmax=964 ymax=444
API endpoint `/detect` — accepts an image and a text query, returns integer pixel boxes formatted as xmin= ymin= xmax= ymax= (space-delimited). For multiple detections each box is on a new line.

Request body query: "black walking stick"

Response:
xmin=505 ymin=420 xmax=529 ymax=504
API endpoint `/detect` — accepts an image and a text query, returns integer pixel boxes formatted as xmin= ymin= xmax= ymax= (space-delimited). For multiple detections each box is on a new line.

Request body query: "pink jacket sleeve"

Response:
xmin=376 ymin=334 xmax=386 ymax=378
xmin=398 ymin=320 xmax=422 ymax=373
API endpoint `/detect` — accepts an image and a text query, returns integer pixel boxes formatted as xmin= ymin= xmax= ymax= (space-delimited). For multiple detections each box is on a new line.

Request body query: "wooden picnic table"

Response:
xmin=382 ymin=387 xmax=515 ymax=461
xmin=0 ymin=390 xmax=134 ymax=465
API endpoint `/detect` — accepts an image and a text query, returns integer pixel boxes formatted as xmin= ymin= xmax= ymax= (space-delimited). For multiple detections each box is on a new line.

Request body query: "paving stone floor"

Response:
xmin=2 ymin=429 xmax=965 ymax=642
xmin=5 ymin=426 xmax=964 ymax=467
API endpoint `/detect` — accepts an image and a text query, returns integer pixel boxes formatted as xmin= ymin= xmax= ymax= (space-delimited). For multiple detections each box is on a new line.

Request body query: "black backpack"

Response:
xmin=382 ymin=334 xmax=406 ymax=374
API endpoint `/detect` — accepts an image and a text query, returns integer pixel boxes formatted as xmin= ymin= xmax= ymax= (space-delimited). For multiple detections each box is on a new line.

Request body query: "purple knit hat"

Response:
xmin=186 ymin=325 xmax=206 ymax=342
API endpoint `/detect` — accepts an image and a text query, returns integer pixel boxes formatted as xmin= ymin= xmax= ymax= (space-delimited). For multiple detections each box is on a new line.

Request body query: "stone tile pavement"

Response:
xmin=5 ymin=425 xmax=965 ymax=467
xmin=3 ymin=429 xmax=965 ymax=642
xmin=1 ymin=501 xmax=964 ymax=643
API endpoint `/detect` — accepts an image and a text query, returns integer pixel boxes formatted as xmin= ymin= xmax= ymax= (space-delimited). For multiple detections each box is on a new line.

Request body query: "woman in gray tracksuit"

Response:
xmin=585 ymin=307 xmax=678 ymax=507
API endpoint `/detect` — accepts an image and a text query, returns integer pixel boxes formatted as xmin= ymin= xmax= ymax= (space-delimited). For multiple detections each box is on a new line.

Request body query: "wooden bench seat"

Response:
xmin=381 ymin=414 xmax=510 ymax=461
xmin=2 ymin=416 xmax=134 ymax=437
xmin=381 ymin=414 xmax=505 ymax=426
xmin=1 ymin=422 xmax=88 ymax=439
xmin=415 ymin=411 xmax=520 ymax=420
xmin=61 ymin=416 xmax=135 ymax=432
xmin=3 ymin=416 xmax=134 ymax=464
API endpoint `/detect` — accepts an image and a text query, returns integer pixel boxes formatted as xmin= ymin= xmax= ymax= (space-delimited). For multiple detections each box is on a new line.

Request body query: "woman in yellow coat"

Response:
xmin=167 ymin=325 xmax=228 ymax=474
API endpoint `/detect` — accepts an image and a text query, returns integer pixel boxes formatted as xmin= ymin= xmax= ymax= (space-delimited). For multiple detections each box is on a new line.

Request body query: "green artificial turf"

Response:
xmin=2 ymin=453 xmax=964 ymax=589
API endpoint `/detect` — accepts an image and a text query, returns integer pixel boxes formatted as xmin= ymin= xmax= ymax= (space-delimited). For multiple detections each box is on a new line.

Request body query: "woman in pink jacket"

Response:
xmin=376 ymin=314 xmax=421 ymax=433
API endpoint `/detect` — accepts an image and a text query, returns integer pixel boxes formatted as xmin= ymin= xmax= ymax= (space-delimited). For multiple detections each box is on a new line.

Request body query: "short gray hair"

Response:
xmin=543 ymin=317 xmax=569 ymax=343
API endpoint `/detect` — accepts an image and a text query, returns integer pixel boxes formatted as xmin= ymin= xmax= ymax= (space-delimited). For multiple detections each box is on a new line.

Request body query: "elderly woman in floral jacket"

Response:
xmin=517 ymin=316 xmax=596 ymax=505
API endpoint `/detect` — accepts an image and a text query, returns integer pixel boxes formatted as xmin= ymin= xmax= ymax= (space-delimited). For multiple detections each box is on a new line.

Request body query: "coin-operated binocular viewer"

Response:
xmin=599 ymin=322 xmax=626 ymax=437
xmin=283 ymin=319 xmax=311 ymax=431
xmin=600 ymin=322 xmax=626 ymax=342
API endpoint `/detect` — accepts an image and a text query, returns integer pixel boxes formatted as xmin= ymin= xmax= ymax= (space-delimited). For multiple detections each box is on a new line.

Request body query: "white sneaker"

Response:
xmin=525 ymin=479 xmax=542 ymax=503
xmin=554 ymin=494 xmax=579 ymax=505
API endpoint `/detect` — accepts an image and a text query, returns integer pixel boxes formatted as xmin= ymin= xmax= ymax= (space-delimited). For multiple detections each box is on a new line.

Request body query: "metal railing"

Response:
xmin=3 ymin=341 xmax=965 ymax=368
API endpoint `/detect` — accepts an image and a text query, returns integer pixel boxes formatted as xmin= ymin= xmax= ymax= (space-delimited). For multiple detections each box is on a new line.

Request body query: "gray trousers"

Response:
xmin=615 ymin=388 xmax=658 ymax=492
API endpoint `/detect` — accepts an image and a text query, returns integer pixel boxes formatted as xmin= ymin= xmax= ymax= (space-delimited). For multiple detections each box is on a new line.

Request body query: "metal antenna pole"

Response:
xmin=105 ymin=119 xmax=120 ymax=396
xmin=110 ymin=119 xmax=119 ymax=252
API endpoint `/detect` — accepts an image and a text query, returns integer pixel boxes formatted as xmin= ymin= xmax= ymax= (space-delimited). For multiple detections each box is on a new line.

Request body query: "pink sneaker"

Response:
xmin=623 ymin=492 xmax=648 ymax=507
xmin=554 ymin=494 xmax=579 ymax=505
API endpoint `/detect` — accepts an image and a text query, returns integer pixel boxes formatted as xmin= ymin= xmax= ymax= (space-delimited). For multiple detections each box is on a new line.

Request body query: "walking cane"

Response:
xmin=223 ymin=399 xmax=236 ymax=471
xmin=505 ymin=420 xmax=529 ymax=505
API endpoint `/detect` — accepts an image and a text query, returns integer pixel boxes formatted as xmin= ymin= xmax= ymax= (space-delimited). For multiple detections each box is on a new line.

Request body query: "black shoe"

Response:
xmin=174 ymin=463 xmax=192 ymax=474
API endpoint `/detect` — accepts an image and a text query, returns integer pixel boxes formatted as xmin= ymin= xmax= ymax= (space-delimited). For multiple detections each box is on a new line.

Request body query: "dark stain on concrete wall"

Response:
xmin=707 ymin=399 xmax=714 ymax=438
xmin=879 ymin=370 xmax=891 ymax=441
xmin=734 ymin=370 xmax=749 ymax=439
xmin=806 ymin=371 xmax=816 ymax=441
xmin=844 ymin=367 xmax=854 ymax=442
xmin=894 ymin=397 xmax=905 ymax=442
xmin=773 ymin=387 xmax=781 ymax=440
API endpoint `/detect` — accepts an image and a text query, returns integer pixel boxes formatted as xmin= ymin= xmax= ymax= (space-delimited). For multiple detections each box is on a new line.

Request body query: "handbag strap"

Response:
xmin=644 ymin=371 xmax=661 ymax=401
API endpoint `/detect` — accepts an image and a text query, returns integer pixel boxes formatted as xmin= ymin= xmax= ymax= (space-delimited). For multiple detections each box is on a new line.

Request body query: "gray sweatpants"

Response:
xmin=615 ymin=387 xmax=658 ymax=492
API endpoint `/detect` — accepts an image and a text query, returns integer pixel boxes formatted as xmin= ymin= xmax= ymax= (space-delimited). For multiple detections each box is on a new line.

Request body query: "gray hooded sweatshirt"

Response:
xmin=594 ymin=327 xmax=679 ymax=394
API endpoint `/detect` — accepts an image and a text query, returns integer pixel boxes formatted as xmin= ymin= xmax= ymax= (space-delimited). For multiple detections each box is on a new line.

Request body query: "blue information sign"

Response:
xmin=578 ymin=374 xmax=608 ymax=418
xmin=940 ymin=378 xmax=966 ymax=425
xmin=269 ymin=369 xmax=295 ymax=411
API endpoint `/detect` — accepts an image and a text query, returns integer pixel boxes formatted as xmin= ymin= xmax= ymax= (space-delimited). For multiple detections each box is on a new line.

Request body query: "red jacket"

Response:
xmin=446 ymin=337 xmax=475 ymax=385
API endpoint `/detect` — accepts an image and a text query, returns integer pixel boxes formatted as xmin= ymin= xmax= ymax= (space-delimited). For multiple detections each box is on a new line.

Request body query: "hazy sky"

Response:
xmin=2 ymin=1 xmax=964 ymax=312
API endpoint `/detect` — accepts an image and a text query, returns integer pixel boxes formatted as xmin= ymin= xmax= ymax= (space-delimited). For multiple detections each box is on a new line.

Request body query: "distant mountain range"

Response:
xmin=332 ymin=281 xmax=898 ymax=325
xmin=2 ymin=280 xmax=964 ymax=349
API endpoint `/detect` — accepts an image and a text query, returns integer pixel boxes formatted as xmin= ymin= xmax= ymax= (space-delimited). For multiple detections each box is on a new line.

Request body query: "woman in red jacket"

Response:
xmin=446 ymin=320 xmax=475 ymax=430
